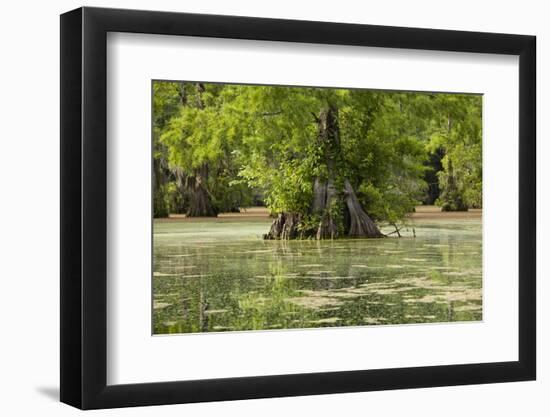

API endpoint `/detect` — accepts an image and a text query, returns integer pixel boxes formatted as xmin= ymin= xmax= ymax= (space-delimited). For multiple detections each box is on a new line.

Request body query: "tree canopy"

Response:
xmin=153 ymin=81 xmax=482 ymax=239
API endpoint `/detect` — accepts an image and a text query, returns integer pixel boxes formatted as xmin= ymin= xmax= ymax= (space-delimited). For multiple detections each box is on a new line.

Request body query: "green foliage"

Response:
xmin=238 ymin=157 xmax=314 ymax=214
xmin=343 ymin=92 xmax=430 ymax=226
xmin=327 ymin=197 xmax=346 ymax=236
xmin=426 ymin=94 xmax=482 ymax=210
xmin=153 ymin=82 xmax=257 ymax=215
xmin=359 ymin=183 xmax=417 ymax=226
xmin=152 ymin=81 xmax=482 ymax=223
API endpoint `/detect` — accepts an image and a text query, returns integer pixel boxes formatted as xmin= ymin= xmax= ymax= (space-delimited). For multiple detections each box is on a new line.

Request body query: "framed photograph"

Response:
xmin=60 ymin=6 xmax=536 ymax=409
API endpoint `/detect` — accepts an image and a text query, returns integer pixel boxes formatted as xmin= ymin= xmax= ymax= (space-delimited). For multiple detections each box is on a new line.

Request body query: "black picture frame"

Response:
xmin=60 ymin=6 xmax=536 ymax=410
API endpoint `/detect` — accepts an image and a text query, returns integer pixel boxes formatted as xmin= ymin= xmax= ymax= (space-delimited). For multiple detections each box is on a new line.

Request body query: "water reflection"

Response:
xmin=153 ymin=219 xmax=482 ymax=334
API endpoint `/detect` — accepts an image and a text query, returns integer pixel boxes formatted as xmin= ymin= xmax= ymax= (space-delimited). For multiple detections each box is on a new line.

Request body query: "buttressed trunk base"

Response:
xmin=344 ymin=180 xmax=383 ymax=238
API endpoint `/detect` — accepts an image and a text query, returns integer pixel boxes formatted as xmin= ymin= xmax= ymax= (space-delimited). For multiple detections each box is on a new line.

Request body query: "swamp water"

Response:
xmin=153 ymin=216 xmax=482 ymax=334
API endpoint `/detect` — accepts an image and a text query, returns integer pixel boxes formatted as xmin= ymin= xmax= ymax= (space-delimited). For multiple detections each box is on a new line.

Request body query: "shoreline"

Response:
xmin=154 ymin=205 xmax=482 ymax=223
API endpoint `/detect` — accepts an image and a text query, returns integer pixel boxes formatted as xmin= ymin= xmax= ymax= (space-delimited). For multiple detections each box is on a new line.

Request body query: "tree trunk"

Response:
xmin=153 ymin=157 xmax=169 ymax=218
xmin=344 ymin=180 xmax=383 ymax=237
xmin=264 ymin=104 xmax=383 ymax=240
xmin=184 ymin=164 xmax=218 ymax=217
xmin=316 ymin=179 xmax=339 ymax=239
xmin=440 ymin=159 xmax=468 ymax=212
xmin=313 ymin=177 xmax=327 ymax=213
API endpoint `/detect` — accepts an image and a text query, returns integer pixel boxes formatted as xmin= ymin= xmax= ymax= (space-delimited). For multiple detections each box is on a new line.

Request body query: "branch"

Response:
xmin=384 ymin=223 xmax=402 ymax=238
